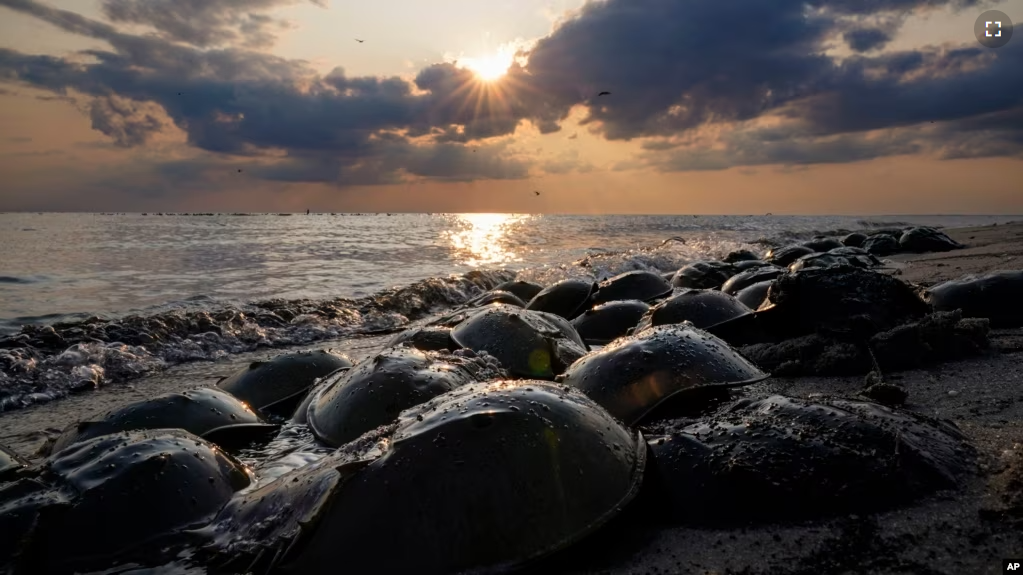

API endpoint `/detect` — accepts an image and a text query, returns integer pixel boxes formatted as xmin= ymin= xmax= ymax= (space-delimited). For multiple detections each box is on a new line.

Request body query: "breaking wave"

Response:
xmin=0 ymin=270 xmax=513 ymax=412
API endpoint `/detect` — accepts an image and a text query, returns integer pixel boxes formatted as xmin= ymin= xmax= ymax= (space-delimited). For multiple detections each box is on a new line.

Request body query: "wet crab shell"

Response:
xmin=899 ymin=227 xmax=964 ymax=253
xmin=754 ymin=266 xmax=929 ymax=338
xmin=384 ymin=325 xmax=458 ymax=352
xmin=468 ymin=290 xmax=528 ymax=308
xmin=49 ymin=387 xmax=273 ymax=455
xmin=2 ymin=429 xmax=252 ymax=573
xmin=924 ymin=270 xmax=1023 ymax=328
xmin=525 ymin=278 xmax=597 ymax=320
xmin=591 ymin=271 xmax=672 ymax=305
xmin=670 ymin=261 xmax=735 ymax=290
xmin=646 ymin=395 xmax=975 ymax=524
xmin=451 ymin=305 xmax=588 ymax=379
xmin=735 ymin=280 xmax=773 ymax=310
xmin=763 ymin=244 xmax=814 ymax=267
xmin=557 ymin=323 xmax=768 ymax=426
xmin=306 ymin=347 xmax=506 ymax=448
xmin=787 ymin=251 xmax=880 ymax=273
xmin=571 ymin=300 xmax=650 ymax=346
xmin=720 ymin=267 xmax=784 ymax=295
xmin=801 ymin=237 xmax=843 ymax=252
xmin=0 ymin=445 xmax=27 ymax=482
xmin=633 ymin=290 xmax=754 ymax=334
xmin=217 ymin=350 xmax=355 ymax=418
xmin=493 ymin=280 xmax=544 ymax=303
xmin=202 ymin=380 xmax=645 ymax=575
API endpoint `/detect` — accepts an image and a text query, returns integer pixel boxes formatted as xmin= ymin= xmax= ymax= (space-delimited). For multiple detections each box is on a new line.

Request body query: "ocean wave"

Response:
xmin=0 ymin=269 xmax=512 ymax=412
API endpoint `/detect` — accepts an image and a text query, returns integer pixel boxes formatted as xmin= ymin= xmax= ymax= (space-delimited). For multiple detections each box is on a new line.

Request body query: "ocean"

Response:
xmin=0 ymin=212 xmax=1018 ymax=411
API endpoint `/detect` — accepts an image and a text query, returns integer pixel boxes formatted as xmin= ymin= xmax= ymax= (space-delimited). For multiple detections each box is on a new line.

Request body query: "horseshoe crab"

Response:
xmin=525 ymin=278 xmax=596 ymax=320
xmin=764 ymin=245 xmax=814 ymax=267
xmin=571 ymin=300 xmax=650 ymax=345
xmin=670 ymin=261 xmax=735 ymax=290
xmin=557 ymin=323 xmax=768 ymax=425
xmin=633 ymin=290 xmax=754 ymax=337
xmin=0 ymin=445 xmax=27 ymax=481
xmin=385 ymin=325 xmax=457 ymax=352
xmin=468 ymin=290 xmax=527 ymax=308
xmin=802 ymin=237 xmax=843 ymax=252
xmin=1 ymin=429 xmax=251 ymax=574
xmin=720 ymin=266 xmax=784 ymax=295
xmin=842 ymin=232 xmax=867 ymax=247
xmin=862 ymin=233 xmax=900 ymax=256
xmin=451 ymin=305 xmax=588 ymax=379
xmin=200 ymin=380 xmax=645 ymax=575
xmin=591 ymin=270 xmax=672 ymax=305
xmin=924 ymin=270 xmax=1023 ymax=328
xmin=754 ymin=266 xmax=929 ymax=339
xmin=306 ymin=347 xmax=507 ymax=448
xmin=735 ymin=280 xmax=773 ymax=310
xmin=645 ymin=395 xmax=975 ymax=524
xmin=217 ymin=350 xmax=354 ymax=418
xmin=899 ymin=227 xmax=964 ymax=253
xmin=494 ymin=280 xmax=544 ymax=302
xmin=48 ymin=387 xmax=275 ymax=455
xmin=723 ymin=249 xmax=760 ymax=263
xmin=787 ymin=250 xmax=880 ymax=272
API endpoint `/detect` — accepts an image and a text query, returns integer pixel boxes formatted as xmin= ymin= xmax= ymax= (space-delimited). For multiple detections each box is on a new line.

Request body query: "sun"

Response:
xmin=458 ymin=50 xmax=515 ymax=82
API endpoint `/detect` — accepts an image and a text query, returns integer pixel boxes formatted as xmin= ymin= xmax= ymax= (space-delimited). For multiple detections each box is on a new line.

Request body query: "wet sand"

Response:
xmin=2 ymin=222 xmax=1022 ymax=575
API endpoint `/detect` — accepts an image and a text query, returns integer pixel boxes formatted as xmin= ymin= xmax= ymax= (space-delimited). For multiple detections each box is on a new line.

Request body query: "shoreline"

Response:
xmin=1 ymin=221 xmax=1021 ymax=574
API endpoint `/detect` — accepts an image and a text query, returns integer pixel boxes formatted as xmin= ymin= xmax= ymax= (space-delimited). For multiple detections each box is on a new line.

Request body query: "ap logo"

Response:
xmin=1006 ymin=560 xmax=1022 ymax=572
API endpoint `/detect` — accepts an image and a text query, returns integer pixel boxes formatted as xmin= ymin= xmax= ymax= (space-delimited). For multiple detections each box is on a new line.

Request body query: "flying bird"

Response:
xmin=598 ymin=91 xmax=611 ymax=96
xmin=534 ymin=191 xmax=541 ymax=196
xmin=355 ymin=39 xmax=364 ymax=43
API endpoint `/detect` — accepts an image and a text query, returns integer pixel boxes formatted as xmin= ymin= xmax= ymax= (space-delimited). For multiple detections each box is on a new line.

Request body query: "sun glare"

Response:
xmin=459 ymin=49 xmax=515 ymax=82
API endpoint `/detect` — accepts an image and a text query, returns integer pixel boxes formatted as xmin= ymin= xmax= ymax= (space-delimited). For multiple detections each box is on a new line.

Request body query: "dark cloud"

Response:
xmin=101 ymin=0 xmax=323 ymax=48
xmin=844 ymin=26 xmax=895 ymax=52
xmin=0 ymin=0 xmax=1020 ymax=189
xmin=89 ymin=95 xmax=165 ymax=146
xmin=6 ymin=136 xmax=33 ymax=143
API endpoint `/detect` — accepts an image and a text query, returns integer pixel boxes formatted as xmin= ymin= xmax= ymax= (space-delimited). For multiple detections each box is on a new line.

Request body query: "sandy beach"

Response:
xmin=1 ymin=221 xmax=1021 ymax=575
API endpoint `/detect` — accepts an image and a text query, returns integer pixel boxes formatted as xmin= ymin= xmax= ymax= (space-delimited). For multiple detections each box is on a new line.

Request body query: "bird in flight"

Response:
xmin=355 ymin=39 xmax=364 ymax=43
xmin=534 ymin=191 xmax=541 ymax=196
xmin=598 ymin=91 xmax=611 ymax=96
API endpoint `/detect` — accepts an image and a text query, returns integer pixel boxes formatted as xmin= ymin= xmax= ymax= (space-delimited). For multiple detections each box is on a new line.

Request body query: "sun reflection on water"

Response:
xmin=444 ymin=213 xmax=531 ymax=267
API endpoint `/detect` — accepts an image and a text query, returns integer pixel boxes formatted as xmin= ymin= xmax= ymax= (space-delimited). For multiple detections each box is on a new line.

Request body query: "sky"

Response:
xmin=0 ymin=0 xmax=1021 ymax=214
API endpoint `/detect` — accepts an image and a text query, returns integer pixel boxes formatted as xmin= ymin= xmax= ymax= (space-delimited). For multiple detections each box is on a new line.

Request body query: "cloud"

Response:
xmin=100 ymin=0 xmax=323 ymax=48
xmin=0 ymin=0 xmax=1021 ymax=192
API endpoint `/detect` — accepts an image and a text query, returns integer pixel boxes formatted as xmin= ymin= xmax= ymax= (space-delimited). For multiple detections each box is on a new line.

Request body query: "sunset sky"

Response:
xmin=0 ymin=0 xmax=1021 ymax=214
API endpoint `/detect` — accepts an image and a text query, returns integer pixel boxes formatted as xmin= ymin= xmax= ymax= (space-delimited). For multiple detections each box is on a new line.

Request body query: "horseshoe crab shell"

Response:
xmin=720 ymin=267 xmax=784 ymax=295
xmin=525 ymin=278 xmax=596 ymax=320
xmin=764 ymin=245 xmax=814 ymax=267
xmin=3 ymin=429 xmax=251 ymax=573
xmin=801 ymin=237 xmax=843 ymax=252
xmin=899 ymin=227 xmax=964 ymax=253
xmin=670 ymin=261 xmax=735 ymax=290
xmin=49 ymin=387 xmax=272 ymax=455
xmin=468 ymin=290 xmax=527 ymax=308
xmin=217 ymin=350 xmax=354 ymax=418
xmin=634 ymin=290 xmax=753 ymax=334
xmin=571 ymin=300 xmax=650 ymax=346
xmin=451 ymin=305 xmax=588 ymax=379
xmin=557 ymin=324 xmax=768 ymax=425
xmin=755 ymin=266 xmax=929 ymax=338
xmin=646 ymin=395 xmax=975 ymax=524
xmin=306 ymin=347 xmax=507 ymax=448
xmin=0 ymin=445 xmax=27 ymax=481
xmin=924 ymin=270 xmax=1023 ymax=328
xmin=494 ymin=280 xmax=544 ymax=302
xmin=202 ymin=380 xmax=645 ymax=575
xmin=591 ymin=271 xmax=672 ymax=305
xmin=735 ymin=280 xmax=773 ymax=310
xmin=385 ymin=325 xmax=457 ymax=352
